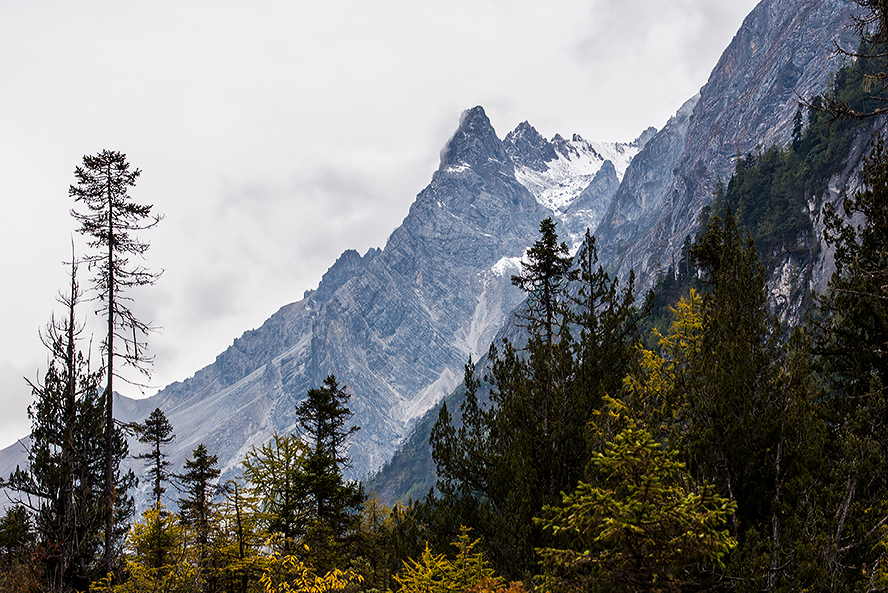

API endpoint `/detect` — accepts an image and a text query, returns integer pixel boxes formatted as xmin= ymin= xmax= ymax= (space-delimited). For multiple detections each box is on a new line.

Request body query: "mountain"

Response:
xmin=505 ymin=123 xmax=653 ymax=247
xmin=369 ymin=0 xmax=885 ymax=503
xmin=595 ymin=0 xmax=859 ymax=322
xmin=4 ymin=0 xmax=862 ymax=513
xmin=0 ymin=107 xmax=649 ymax=508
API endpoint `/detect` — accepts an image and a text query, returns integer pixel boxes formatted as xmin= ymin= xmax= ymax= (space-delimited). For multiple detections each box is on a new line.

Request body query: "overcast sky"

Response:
xmin=0 ymin=0 xmax=760 ymax=448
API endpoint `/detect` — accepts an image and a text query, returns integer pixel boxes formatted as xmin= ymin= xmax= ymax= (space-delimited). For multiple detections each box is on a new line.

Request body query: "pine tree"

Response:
xmin=177 ymin=444 xmax=220 ymax=554
xmin=294 ymin=375 xmax=365 ymax=572
xmin=431 ymin=222 xmax=643 ymax=579
xmin=69 ymin=150 xmax=161 ymax=573
xmin=135 ymin=408 xmax=175 ymax=510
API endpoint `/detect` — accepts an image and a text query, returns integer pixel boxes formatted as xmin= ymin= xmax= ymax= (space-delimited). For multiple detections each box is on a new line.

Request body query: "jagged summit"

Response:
xmin=631 ymin=126 xmax=658 ymax=148
xmin=439 ymin=106 xmax=510 ymax=173
xmin=505 ymin=121 xmax=652 ymax=246
xmin=503 ymin=121 xmax=558 ymax=172
xmin=310 ymin=248 xmax=377 ymax=302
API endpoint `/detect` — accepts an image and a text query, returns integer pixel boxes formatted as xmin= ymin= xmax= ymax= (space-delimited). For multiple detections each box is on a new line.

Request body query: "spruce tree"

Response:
xmin=1 ymin=257 xmax=134 ymax=592
xmin=177 ymin=444 xmax=221 ymax=591
xmin=135 ymin=408 xmax=175 ymax=510
xmin=431 ymin=221 xmax=643 ymax=579
xmin=510 ymin=217 xmax=573 ymax=348
xmin=681 ymin=208 xmax=825 ymax=589
xmin=814 ymin=135 xmax=888 ymax=588
xmin=0 ymin=506 xmax=37 ymax=590
xmin=294 ymin=375 xmax=365 ymax=572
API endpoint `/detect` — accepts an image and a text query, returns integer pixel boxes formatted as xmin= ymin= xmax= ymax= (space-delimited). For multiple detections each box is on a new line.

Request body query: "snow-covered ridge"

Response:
xmin=513 ymin=134 xmax=642 ymax=212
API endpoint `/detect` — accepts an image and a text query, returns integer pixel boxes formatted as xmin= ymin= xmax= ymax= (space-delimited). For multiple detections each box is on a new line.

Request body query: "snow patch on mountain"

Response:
xmin=513 ymin=135 xmax=641 ymax=212
xmin=453 ymin=256 xmax=525 ymax=360
xmin=490 ymin=255 xmax=523 ymax=277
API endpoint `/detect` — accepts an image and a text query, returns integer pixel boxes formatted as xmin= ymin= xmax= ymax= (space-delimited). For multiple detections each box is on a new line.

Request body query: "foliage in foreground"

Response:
xmin=536 ymin=426 xmax=736 ymax=593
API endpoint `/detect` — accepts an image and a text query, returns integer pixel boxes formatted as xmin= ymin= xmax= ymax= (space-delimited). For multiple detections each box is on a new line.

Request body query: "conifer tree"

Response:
xmin=69 ymin=149 xmax=161 ymax=573
xmin=217 ymin=478 xmax=264 ymax=593
xmin=536 ymin=426 xmax=736 ymax=593
xmin=242 ymin=432 xmax=309 ymax=551
xmin=178 ymin=444 xmax=220 ymax=552
xmin=294 ymin=375 xmax=365 ymax=572
xmin=394 ymin=527 xmax=503 ymax=593
xmin=677 ymin=208 xmax=825 ymax=589
xmin=177 ymin=444 xmax=220 ymax=592
xmin=1 ymin=257 xmax=134 ymax=592
xmin=510 ymin=217 xmax=573 ymax=348
xmin=431 ymin=221 xmax=643 ymax=579
xmin=135 ymin=407 xmax=175 ymax=510
xmin=815 ymin=0 xmax=888 ymax=119
xmin=814 ymin=135 xmax=888 ymax=589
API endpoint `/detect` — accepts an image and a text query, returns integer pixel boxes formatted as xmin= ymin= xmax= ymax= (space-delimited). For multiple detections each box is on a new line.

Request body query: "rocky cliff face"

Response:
xmin=595 ymin=0 xmax=857 ymax=303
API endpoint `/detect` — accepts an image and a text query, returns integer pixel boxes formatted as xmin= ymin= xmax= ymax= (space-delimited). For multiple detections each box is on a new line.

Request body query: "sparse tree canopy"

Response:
xmin=69 ymin=149 xmax=162 ymax=387
xmin=69 ymin=149 xmax=161 ymax=575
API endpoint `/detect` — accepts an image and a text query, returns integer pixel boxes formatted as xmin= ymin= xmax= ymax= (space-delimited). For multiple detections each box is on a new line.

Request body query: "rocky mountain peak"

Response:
xmin=503 ymin=121 xmax=558 ymax=172
xmin=631 ymin=126 xmax=658 ymax=148
xmin=438 ymin=105 xmax=509 ymax=173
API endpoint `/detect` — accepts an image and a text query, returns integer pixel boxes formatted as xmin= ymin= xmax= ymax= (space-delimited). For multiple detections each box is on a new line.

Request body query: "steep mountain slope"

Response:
xmin=0 ymin=107 xmax=646 ymax=503
xmin=596 ymin=0 xmax=856 ymax=299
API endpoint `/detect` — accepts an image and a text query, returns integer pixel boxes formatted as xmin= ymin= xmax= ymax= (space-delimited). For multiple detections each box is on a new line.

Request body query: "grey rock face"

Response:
xmin=595 ymin=95 xmax=698 ymax=260
xmin=3 ymin=103 xmax=633 ymax=512
xmin=367 ymin=0 xmax=884 ymax=503
xmin=595 ymin=0 xmax=855 ymax=290
xmin=503 ymin=121 xmax=559 ymax=171
xmin=561 ymin=159 xmax=621 ymax=240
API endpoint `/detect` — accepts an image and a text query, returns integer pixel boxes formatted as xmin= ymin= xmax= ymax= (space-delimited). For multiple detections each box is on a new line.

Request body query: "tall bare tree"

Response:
xmin=69 ymin=149 xmax=162 ymax=575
